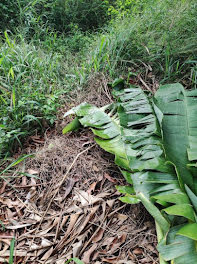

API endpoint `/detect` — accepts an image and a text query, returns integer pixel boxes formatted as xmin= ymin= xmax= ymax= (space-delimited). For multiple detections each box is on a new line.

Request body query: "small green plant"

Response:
xmin=65 ymin=258 xmax=84 ymax=264
xmin=0 ymin=154 xmax=34 ymax=187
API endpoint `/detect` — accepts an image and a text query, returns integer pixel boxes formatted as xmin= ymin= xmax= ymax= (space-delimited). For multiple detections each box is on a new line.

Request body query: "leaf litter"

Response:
xmin=0 ymin=132 xmax=158 ymax=263
xmin=0 ymin=76 xmax=159 ymax=263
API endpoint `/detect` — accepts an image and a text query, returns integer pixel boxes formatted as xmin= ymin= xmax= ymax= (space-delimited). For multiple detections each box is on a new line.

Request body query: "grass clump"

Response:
xmin=0 ymin=34 xmax=66 ymax=157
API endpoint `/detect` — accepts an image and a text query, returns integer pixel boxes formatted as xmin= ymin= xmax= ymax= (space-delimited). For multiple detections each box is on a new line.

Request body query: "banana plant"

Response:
xmin=63 ymin=79 xmax=197 ymax=264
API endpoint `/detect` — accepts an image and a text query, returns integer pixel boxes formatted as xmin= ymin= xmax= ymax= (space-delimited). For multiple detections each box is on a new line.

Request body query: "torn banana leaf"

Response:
xmin=63 ymin=81 xmax=197 ymax=264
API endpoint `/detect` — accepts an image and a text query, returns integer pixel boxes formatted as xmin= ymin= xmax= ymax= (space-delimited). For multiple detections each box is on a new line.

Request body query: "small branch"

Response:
xmin=138 ymin=75 xmax=153 ymax=93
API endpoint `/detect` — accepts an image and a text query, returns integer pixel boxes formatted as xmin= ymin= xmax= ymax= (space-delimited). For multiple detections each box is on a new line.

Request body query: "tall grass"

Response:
xmin=0 ymin=33 xmax=66 ymax=156
xmin=88 ymin=0 xmax=197 ymax=83
xmin=0 ymin=29 xmax=92 ymax=157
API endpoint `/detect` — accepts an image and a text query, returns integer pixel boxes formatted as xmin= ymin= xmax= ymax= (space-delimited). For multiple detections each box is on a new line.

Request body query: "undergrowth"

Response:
xmin=89 ymin=0 xmax=197 ymax=83
xmin=0 ymin=0 xmax=197 ymax=158
xmin=0 ymin=34 xmax=65 ymax=156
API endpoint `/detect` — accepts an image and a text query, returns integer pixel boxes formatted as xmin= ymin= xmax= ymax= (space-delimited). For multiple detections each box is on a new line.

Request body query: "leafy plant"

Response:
xmin=65 ymin=257 xmax=84 ymax=264
xmin=63 ymin=79 xmax=197 ymax=263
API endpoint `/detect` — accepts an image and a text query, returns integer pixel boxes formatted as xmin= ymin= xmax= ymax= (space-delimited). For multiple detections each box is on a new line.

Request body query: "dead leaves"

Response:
xmin=0 ymin=135 xmax=158 ymax=264
xmin=73 ymin=189 xmax=103 ymax=206
xmin=82 ymin=243 xmax=98 ymax=263
xmin=104 ymin=173 xmax=117 ymax=183
xmin=1 ymin=173 xmax=133 ymax=263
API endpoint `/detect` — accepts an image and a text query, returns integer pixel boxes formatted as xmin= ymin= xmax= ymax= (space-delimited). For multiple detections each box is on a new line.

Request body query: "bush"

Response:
xmin=0 ymin=0 xmax=111 ymax=35
xmin=0 ymin=0 xmax=19 ymax=31
xmin=47 ymin=0 xmax=110 ymax=33
xmin=107 ymin=0 xmax=144 ymax=18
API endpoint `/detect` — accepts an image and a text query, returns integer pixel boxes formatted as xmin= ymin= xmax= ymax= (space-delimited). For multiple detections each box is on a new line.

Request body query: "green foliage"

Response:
xmin=63 ymin=80 xmax=197 ymax=263
xmin=0 ymin=0 xmax=197 ymax=160
xmin=48 ymin=0 xmax=110 ymax=33
xmin=0 ymin=0 xmax=19 ymax=31
xmin=0 ymin=33 xmax=64 ymax=157
xmin=65 ymin=258 xmax=84 ymax=264
xmin=0 ymin=0 xmax=45 ymax=36
xmin=107 ymin=0 xmax=144 ymax=18
xmin=0 ymin=0 xmax=110 ymax=35
xmin=88 ymin=0 xmax=197 ymax=84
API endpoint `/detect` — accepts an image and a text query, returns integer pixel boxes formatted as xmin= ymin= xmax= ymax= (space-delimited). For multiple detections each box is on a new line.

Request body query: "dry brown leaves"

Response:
xmin=0 ymin=131 xmax=158 ymax=264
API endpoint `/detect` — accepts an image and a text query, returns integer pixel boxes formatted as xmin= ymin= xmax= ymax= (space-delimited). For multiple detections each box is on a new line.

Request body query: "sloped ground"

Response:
xmin=0 ymin=74 xmax=158 ymax=263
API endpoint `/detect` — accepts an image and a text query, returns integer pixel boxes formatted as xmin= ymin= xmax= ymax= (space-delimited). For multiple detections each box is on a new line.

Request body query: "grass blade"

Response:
xmin=9 ymin=238 xmax=15 ymax=264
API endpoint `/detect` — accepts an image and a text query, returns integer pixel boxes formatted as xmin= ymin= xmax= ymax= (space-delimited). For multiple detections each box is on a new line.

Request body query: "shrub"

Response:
xmin=47 ymin=0 xmax=110 ymax=33
xmin=0 ymin=0 xmax=111 ymax=35
xmin=0 ymin=0 xmax=19 ymax=31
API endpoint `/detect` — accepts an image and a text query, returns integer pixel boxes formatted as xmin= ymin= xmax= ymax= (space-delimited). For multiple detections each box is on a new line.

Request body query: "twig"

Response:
xmin=138 ymin=75 xmax=153 ymax=93
xmin=101 ymin=73 xmax=113 ymax=103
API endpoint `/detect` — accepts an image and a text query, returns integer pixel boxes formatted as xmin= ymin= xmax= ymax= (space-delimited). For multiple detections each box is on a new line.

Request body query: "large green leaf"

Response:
xmin=154 ymin=84 xmax=197 ymax=193
xmin=64 ymin=102 xmax=130 ymax=170
xmin=113 ymin=86 xmax=193 ymax=199
xmin=119 ymin=194 xmax=140 ymax=204
xmin=62 ymin=117 xmax=80 ymax=134
xmin=138 ymin=192 xmax=170 ymax=233
xmin=177 ymin=223 xmax=197 ymax=240
xmin=185 ymin=185 xmax=197 ymax=213
xmin=157 ymin=225 xmax=197 ymax=263
xmin=64 ymin=81 xmax=197 ymax=264
xmin=163 ymin=204 xmax=195 ymax=222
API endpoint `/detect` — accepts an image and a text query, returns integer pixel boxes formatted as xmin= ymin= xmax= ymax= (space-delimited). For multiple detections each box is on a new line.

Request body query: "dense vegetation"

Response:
xmin=0 ymin=0 xmax=197 ymax=158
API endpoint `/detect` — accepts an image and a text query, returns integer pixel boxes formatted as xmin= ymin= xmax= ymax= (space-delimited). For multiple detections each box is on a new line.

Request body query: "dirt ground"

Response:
xmin=0 ymin=74 xmax=159 ymax=263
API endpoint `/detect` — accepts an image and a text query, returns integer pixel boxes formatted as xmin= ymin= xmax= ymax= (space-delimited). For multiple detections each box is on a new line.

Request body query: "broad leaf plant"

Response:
xmin=63 ymin=79 xmax=197 ymax=264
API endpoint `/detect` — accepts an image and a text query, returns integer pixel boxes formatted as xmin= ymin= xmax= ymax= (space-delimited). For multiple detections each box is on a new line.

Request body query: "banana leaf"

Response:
xmin=63 ymin=80 xmax=197 ymax=263
xmin=154 ymin=84 xmax=197 ymax=193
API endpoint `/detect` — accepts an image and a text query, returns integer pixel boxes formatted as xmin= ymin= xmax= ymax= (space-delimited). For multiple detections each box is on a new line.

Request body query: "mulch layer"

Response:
xmin=0 ymin=73 xmax=159 ymax=263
